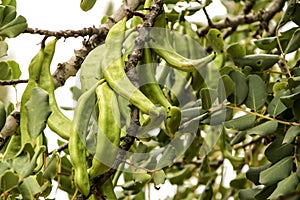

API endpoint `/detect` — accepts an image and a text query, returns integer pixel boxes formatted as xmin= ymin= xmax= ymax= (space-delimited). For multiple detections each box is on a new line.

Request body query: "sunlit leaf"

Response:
xmin=25 ymin=88 xmax=52 ymax=140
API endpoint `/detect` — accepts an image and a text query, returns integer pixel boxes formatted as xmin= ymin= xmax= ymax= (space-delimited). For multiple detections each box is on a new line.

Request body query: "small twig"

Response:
xmin=202 ymin=7 xmax=214 ymax=27
xmin=197 ymin=0 xmax=285 ymax=36
xmin=226 ymin=105 xmax=299 ymax=126
xmin=49 ymin=143 xmax=68 ymax=155
xmin=0 ymin=79 xmax=28 ymax=86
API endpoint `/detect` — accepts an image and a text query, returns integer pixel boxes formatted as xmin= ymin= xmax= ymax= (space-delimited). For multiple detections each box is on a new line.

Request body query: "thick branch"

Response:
xmin=52 ymin=0 xmax=144 ymax=88
xmin=89 ymin=0 xmax=164 ymax=198
xmin=197 ymin=0 xmax=286 ymax=36
xmin=25 ymin=27 xmax=100 ymax=38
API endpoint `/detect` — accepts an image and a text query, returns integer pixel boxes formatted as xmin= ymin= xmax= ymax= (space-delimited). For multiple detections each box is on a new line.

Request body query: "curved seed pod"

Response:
xmin=38 ymin=39 xmax=71 ymax=140
xmin=149 ymin=12 xmax=216 ymax=72
xmin=80 ymin=0 xmax=97 ymax=12
xmin=20 ymin=49 xmax=44 ymax=146
xmin=88 ymin=82 xmax=121 ymax=178
xmin=186 ymin=34 xmax=207 ymax=92
xmin=102 ymin=17 xmax=162 ymax=116
xmin=233 ymin=54 xmax=280 ymax=70
xmin=69 ymin=80 xmax=104 ymax=196
xmin=138 ymin=46 xmax=181 ymax=135
xmin=139 ymin=46 xmax=172 ymax=109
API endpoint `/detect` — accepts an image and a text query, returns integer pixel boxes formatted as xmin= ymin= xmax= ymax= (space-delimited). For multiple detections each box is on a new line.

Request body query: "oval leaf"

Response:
xmin=246 ymin=75 xmax=267 ymax=111
xmin=259 ymin=156 xmax=293 ymax=185
xmin=268 ymin=173 xmax=299 ymax=199
xmin=25 ymin=88 xmax=52 ymax=140
xmin=247 ymin=121 xmax=278 ymax=137
xmin=228 ymin=70 xmax=248 ymax=105
xmin=283 ymin=125 xmax=300 ymax=144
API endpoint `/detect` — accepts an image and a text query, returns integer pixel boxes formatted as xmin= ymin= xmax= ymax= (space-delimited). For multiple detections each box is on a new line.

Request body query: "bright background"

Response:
xmin=3 ymin=0 xmax=229 ymax=199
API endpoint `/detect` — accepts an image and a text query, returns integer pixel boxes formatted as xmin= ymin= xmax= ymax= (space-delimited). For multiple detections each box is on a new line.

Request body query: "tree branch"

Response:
xmin=25 ymin=27 xmax=100 ymax=38
xmin=197 ymin=0 xmax=286 ymax=36
xmin=52 ymin=0 xmax=144 ymax=88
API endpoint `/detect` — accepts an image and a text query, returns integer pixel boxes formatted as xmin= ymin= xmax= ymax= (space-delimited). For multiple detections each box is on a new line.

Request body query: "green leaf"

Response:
xmin=268 ymin=89 xmax=288 ymax=117
xmin=18 ymin=176 xmax=41 ymax=199
xmin=283 ymin=125 xmax=300 ymax=144
xmin=43 ymin=152 xmax=60 ymax=180
xmin=80 ymin=44 xmax=104 ymax=92
xmin=288 ymin=76 xmax=300 ymax=89
xmin=0 ymin=60 xmax=21 ymax=80
xmin=228 ymin=70 xmax=248 ymax=105
xmin=6 ymin=60 xmax=21 ymax=79
xmin=224 ymin=114 xmax=256 ymax=131
xmin=278 ymin=0 xmax=297 ymax=28
xmin=0 ymin=170 xmax=19 ymax=193
xmin=230 ymin=131 xmax=247 ymax=145
xmin=207 ymin=28 xmax=224 ymax=54
xmin=233 ymin=54 xmax=279 ymax=70
xmin=132 ymin=142 xmax=149 ymax=163
xmin=1 ymin=5 xmax=16 ymax=26
xmin=259 ymin=156 xmax=293 ymax=185
xmin=247 ymin=121 xmax=278 ymax=137
xmin=246 ymin=165 xmax=270 ymax=185
xmin=238 ymin=189 xmax=261 ymax=200
xmin=153 ymin=170 xmax=166 ymax=186
xmin=273 ymin=81 xmax=288 ymax=96
xmin=0 ymin=15 xmax=27 ymax=38
xmin=1 ymin=0 xmax=16 ymax=6
xmin=230 ymin=174 xmax=247 ymax=189
xmin=218 ymin=74 xmax=235 ymax=103
xmin=291 ymin=3 xmax=300 ymax=26
xmin=253 ymin=37 xmax=278 ymax=51
xmin=0 ymin=41 xmax=8 ymax=58
xmin=199 ymin=180 xmax=213 ymax=200
xmin=156 ymin=145 xmax=176 ymax=169
xmin=265 ymin=138 xmax=294 ymax=163
xmin=226 ymin=42 xmax=246 ymax=58
xmin=254 ymin=185 xmax=277 ymax=200
xmin=167 ymin=164 xmax=195 ymax=185
xmin=133 ymin=170 xmax=151 ymax=184
xmin=280 ymin=91 xmax=300 ymax=108
xmin=293 ymin=99 xmax=300 ymax=121
xmin=0 ymin=61 xmax=11 ymax=80
xmin=200 ymin=88 xmax=217 ymax=110
xmin=245 ymin=75 xmax=267 ymax=111
xmin=3 ymin=134 xmax=21 ymax=160
xmin=285 ymin=27 xmax=300 ymax=54
xmin=25 ymin=87 xmax=52 ymax=140
xmin=268 ymin=173 xmax=299 ymax=199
